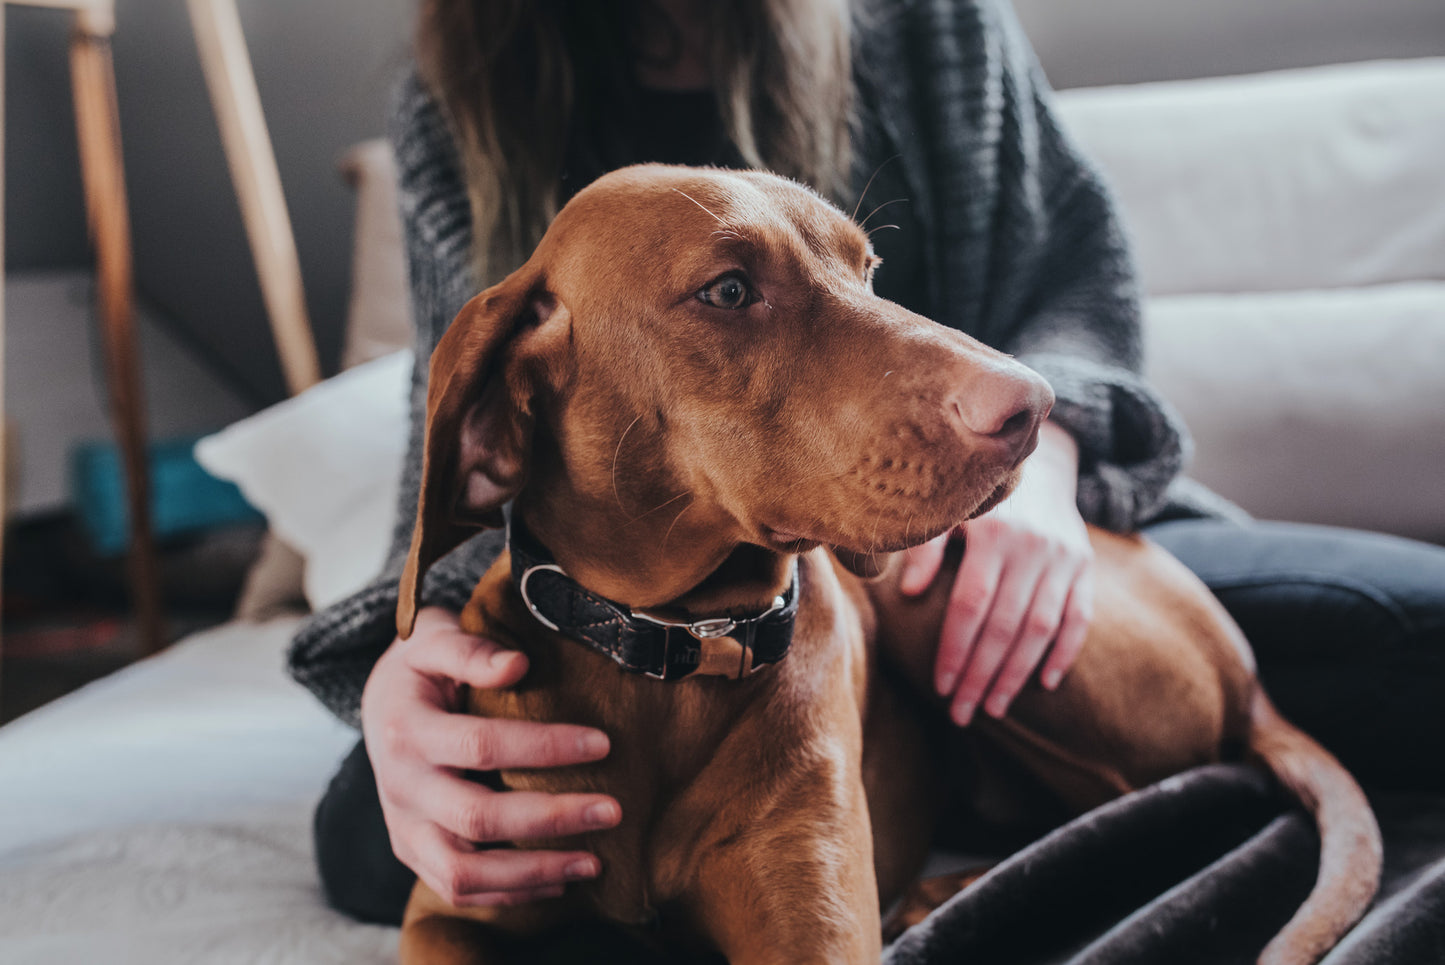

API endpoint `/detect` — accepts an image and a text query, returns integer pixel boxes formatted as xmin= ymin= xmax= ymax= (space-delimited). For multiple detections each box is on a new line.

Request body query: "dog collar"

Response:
xmin=507 ymin=516 xmax=799 ymax=681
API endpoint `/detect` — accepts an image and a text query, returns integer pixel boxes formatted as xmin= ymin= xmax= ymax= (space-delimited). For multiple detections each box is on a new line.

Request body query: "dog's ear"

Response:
xmin=397 ymin=266 xmax=563 ymax=638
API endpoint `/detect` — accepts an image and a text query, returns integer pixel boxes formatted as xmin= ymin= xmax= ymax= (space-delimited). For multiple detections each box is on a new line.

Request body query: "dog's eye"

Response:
xmin=697 ymin=273 xmax=756 ymax=310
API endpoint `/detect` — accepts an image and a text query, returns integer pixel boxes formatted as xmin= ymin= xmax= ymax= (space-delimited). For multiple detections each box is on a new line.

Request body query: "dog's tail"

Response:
xmin=1247 ymin=692 xmax=1382 ymax=965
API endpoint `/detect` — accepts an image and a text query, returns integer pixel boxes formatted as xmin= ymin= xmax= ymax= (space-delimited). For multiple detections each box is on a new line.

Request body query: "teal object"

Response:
xmin=68 ymin=435 xmax=263 ymax=556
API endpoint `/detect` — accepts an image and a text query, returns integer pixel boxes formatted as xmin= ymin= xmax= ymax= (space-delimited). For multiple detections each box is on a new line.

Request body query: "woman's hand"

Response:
xmin=360 ymin=606 xmax=623 ymax=907
xmin=897 ymin=421 xmax=1094 ymax=726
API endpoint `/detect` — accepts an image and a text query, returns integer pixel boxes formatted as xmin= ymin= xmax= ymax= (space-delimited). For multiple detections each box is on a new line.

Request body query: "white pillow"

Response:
xmin=1056 ymin=58 xmax=1445 ymax=297
xmin=195 ymin=351 xmax=413 ymax=611
xmin=1144 ymin=283 xmax=1445 ymax=542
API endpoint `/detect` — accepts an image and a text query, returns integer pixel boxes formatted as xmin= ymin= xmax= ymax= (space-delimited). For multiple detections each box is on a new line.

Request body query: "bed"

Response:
xmin=1 ymin=57 xmax=1442 ymax=964
xmin=0 ymin=617 xmax=395 ymax=962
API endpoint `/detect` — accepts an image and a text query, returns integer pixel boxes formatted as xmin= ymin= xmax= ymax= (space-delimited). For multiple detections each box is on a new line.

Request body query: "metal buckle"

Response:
xmin=629 ymin=596 xmax=785 ymax=641
xmin=631 ymin=594 xmax=787 ymax=679
xmin=642 ymin=632 xmax=673 ymax=681
xmin=618 ymin=615 xmax=682 ymax=679
xmin=627 ymin=611 xmax=711 ymax=680
xmin=517 ymin=562 xmax=567 ymax=632
xmin=631 ymin=611 xmax=730 ymax=638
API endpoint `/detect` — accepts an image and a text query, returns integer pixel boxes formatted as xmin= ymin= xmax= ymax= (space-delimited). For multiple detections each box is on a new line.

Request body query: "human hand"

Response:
xmin=361 ymin=606 xmax=622 ymax=907
xmin=897 ymin=421 xmax=1094 ymax=726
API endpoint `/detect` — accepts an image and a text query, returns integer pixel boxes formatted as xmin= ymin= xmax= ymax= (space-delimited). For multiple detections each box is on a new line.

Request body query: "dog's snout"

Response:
xmin=949 ymin=364 xmax=1055 ymax=461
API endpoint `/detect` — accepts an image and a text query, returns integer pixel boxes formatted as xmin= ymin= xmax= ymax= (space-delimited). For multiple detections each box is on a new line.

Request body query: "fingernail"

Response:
xmin=1043 ymin=669 xmax=1062 ymax=690
xmin=905 ymin=569 xmax=936 ymax=596
xmin=565 ymin=858 xmax=599 ymax=880
xmin=952 ymin=701 xmax=974 ymax=727
xmin=578 ymin=732 xmax=609 ymax=759
xmin=985 ymin=694 xmax=1010 ymax=719
xmin=585 ymin=802 xmax=620 ymax=828
xmin=935 ymin=670 xmax=958 ymax=697
xmin=489 ymin=649 xmax=519 ymax=668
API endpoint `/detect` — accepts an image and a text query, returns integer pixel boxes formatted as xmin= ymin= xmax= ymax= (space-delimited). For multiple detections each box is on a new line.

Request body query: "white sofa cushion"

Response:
xmin=196 ymin=351 xmax=412 ymax=611
xmin=1056 ymin=59 xmax=1445 ymax=297
xmin=1144 ymin=283 xmax=1445 ymax=541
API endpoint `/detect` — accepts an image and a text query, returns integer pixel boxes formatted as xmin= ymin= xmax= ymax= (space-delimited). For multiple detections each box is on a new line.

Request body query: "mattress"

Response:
xmin=0 ymin=617 xmax=397 ymax=964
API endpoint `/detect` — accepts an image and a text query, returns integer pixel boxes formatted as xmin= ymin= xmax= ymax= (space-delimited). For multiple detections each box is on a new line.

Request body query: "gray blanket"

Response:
xmin=888 ymin=765 xmax=1445 ymax=965
xmin=493 ymin=766 xmax=1445 ymax=963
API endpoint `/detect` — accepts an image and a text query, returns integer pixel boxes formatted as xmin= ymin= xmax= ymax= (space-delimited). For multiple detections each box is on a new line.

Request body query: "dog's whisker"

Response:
xmin=851 ymin=154 xmax=902 ymax=221
xmin=661 ymin=497 xmax=696 ymax=554
xmin=866 ymin=224 xmax=901 ymax=239
xmin=867 ymin=504 xmax=888 ymax=559
xmin=673 ymin=187 xmax=730 ymax=228
xmin=859 ymin=197 xmax=907 ymax=230
xmin=612 ymin=415 xmax=644 ymax=512
xmin=618 ymin=489 xmax=692 ymax=531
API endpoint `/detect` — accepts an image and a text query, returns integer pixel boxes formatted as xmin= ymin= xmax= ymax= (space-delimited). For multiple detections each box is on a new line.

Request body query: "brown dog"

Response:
xmin=395 ymin=164 xmax=1380 ymax=965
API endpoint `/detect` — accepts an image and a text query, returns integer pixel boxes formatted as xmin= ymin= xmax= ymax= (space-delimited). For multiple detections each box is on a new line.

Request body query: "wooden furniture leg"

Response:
xmin=187 ymin=0 xmax=321 ymax=395
xmin=68 ymin=10 xmax=165 ymax=655
xmin=5 ymin=0 xmax=319 ymax=665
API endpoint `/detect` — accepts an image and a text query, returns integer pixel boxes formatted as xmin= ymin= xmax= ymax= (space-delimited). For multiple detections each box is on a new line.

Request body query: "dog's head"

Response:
xmin=398 ymin=165 xmax=1052 ymax=636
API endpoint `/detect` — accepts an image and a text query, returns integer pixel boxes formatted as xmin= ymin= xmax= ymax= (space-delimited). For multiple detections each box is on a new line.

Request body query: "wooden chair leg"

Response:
xmin=188 ymin=0 xmax=320 ymax=396
xmin=69 ymin=24 xmax=165 ymax=655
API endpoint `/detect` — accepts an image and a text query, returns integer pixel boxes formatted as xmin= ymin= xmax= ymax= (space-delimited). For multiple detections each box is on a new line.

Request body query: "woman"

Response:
xmin=291 ymin=0 xmax=1445 ymax=930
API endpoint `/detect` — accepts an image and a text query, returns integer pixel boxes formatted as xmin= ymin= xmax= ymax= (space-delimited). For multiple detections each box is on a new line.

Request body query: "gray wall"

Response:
xmin=5 ymin=0 xmax=410 ymax=405
xmin=1013 ymin=0 xmax=1445 ymax=90
xmin=6 ymin=0 xmax=1443 ymax=406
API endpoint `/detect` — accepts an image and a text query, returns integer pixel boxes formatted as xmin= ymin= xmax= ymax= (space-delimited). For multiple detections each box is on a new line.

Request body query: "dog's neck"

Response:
xmin=507 ymin=508 xmax=800 ymax=681
xmin=513 ymin=496 xmax=795 ymax=620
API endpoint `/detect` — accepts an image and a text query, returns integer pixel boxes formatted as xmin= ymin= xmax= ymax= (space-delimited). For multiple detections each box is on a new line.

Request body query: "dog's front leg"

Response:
xmin=679 ymin=774 xmax=881 ymax=965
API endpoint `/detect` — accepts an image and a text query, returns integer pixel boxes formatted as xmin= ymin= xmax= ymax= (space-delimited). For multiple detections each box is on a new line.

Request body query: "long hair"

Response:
xmin=416 ymin=0 xmax=855 ymax=284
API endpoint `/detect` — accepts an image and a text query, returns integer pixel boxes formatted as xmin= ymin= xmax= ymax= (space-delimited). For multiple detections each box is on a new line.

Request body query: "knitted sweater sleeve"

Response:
xmin=948 ymin=0 xmax=1191 ymax=531
xmin=287 ymin=72 xmax=502 ymax=727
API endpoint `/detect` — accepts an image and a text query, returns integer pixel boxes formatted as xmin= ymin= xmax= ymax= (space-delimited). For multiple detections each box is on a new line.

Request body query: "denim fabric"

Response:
xmin=1143 ymin=518 xmax=1445 ymax=791
xmin=313 ymin=740 xmax=413 ymax=926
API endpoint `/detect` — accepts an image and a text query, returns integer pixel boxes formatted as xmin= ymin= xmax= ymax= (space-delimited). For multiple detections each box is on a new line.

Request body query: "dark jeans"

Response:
xmin=315 ymin=519 xmax=1445 ymax=925
xmin=313 ymin=739 xmax=415 ymax=925
xmin=1141 ymin=519 xmax=1445 ymax=791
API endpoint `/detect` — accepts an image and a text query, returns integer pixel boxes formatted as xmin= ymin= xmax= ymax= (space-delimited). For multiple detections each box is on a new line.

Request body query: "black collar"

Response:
xmin=507 ymin=516 xmax=799 ymax=681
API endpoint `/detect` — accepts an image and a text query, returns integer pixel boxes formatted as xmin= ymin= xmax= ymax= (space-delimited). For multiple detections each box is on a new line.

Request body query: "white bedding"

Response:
xmin=0 ymin=617 xmax=397 ymax=964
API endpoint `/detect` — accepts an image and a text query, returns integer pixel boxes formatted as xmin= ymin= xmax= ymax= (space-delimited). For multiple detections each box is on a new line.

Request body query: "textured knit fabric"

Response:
xmin=288 ymin=0 xmax=1198 ymax=726
xmin=882 ymin=765 xmax=1445 ymax=965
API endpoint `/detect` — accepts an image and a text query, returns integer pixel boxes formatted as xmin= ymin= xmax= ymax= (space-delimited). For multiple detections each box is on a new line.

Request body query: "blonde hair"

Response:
xmin=417 ymin=0 xmax=854 ymax=285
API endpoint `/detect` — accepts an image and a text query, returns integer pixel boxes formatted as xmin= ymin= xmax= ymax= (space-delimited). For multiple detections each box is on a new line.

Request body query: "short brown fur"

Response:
xmin=397 ymin=165 xmax=1380 ymax=965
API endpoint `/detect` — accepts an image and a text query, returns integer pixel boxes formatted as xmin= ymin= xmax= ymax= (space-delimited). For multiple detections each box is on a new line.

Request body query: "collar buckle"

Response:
xmin=517 ymin=562 xmax=568 ymax=633
xmin=508 ymin=516 xmax=798 ymax=682
xmin=630 ymin=588 xmax=788 ymax=642
xmin=630 ymin=610 xmax=735 ymax=640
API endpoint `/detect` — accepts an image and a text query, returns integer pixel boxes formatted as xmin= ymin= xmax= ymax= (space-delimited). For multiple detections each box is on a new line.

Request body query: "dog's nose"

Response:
xmin=950 ymin=363 xmax=1055 ymax=462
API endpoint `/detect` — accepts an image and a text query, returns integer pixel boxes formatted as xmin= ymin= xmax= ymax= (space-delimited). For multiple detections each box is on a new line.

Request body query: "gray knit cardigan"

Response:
xmin=288 ymin=0 xmax=1217 ymax=726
